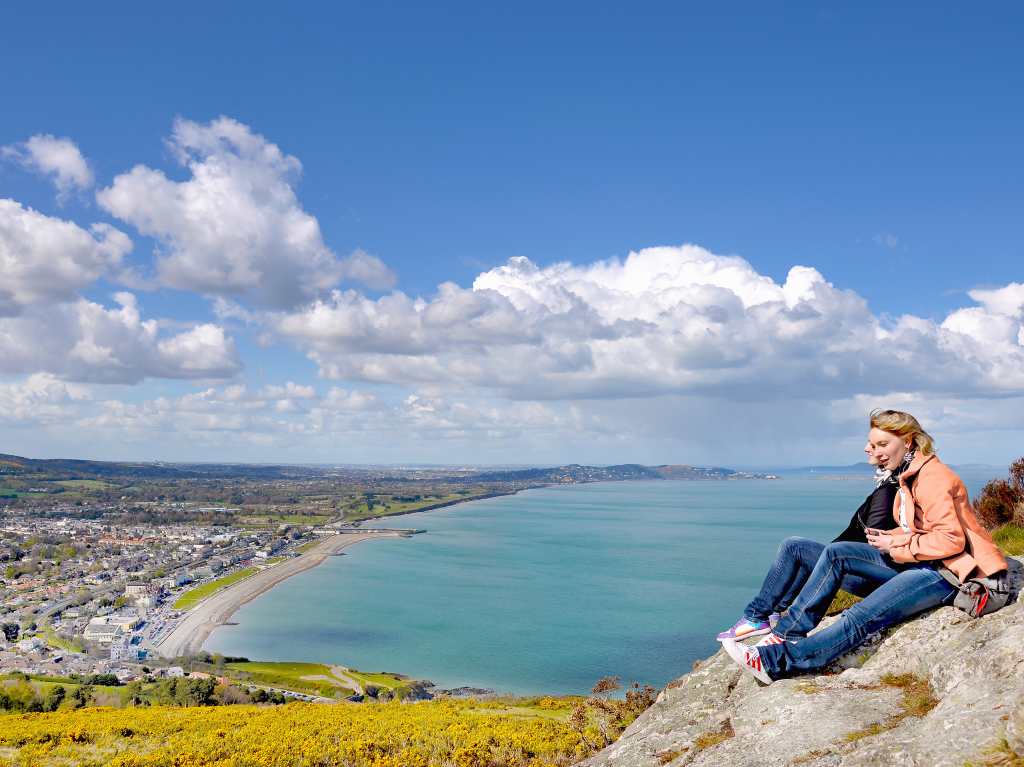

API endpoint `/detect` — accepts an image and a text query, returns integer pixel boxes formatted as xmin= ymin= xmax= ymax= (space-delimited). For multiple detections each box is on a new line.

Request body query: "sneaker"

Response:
xmin=716 ymin=618 xmax=772 ymax=642
xmin=755 ymin=633 xmax=786 ymax=647
xmin=721 ymin=638 xmax=773 ymax=685
xmin=769 ymin=613 xmax=783 ymax=627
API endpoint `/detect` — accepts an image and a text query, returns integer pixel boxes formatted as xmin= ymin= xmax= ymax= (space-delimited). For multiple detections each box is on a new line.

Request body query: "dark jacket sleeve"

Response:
xmin=832 ymin=485 xmax=898 ymax=545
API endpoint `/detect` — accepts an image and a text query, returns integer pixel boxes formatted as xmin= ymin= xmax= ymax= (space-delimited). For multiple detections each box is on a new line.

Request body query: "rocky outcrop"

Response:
xmin=585 ymin=556 xmax=1024 ymax=767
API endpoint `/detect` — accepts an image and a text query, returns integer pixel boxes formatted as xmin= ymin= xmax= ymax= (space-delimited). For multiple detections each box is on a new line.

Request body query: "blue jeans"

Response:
xmin=744 ymin=537 xmax=874 ymax=622
xmin=758 ymin=542 xmax=956 ymax=679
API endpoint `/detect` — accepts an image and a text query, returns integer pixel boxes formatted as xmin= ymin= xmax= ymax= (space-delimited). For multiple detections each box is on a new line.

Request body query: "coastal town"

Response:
xmin=0 ymin=452 xmax=776 ymax=699
xmin=0 ymin=503 xmax=334 ymax=690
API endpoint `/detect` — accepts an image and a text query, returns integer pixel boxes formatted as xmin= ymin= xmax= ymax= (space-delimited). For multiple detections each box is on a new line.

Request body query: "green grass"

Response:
xmin=225 ymin=662 xmax=354 ymax=693
xmin=55 ymin=479 xmax=116 ymax=490
xmin=275 ymin=514 xmax=334 ymax=525
xmin=344 ymin=670 xmax=406 ymax=690
xmin=345 ymin=493 xmax=488 ymax=521
xmin=295 ymin=540 xmax=324 ymax=553
xmin=992 ymin=523 xmax=1024 ymax=556
xmin=226 ymin=661 xmax=335 ymax=682
xmin=825 ymin=589 xmax=864 ymax=616
xmin=0 ymin=488 xmax=40 ymax=497
xmin=172 ymin=567 xmax=259 ymax=610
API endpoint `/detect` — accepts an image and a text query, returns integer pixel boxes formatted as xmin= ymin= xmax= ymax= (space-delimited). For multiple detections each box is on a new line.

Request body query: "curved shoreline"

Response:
xmin=157 ymin=490 xmax=528 ymax=658
xmin=156 ymin=532 xmax=400 ymax=657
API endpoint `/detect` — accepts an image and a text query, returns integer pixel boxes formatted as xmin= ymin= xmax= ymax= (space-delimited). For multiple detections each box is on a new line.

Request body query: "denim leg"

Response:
xmin=782 ymin=572 xmax=875 ymax=613
xmin=744 ymin=537 xmax=826 ymax=621
xmin=760 ymin=564 xmax=955 ymax=679
xmin=772 ymin=542 xmax=901 ymax=640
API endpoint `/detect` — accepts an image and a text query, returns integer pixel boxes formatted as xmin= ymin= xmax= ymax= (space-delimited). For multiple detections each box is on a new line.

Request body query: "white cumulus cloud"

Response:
xmin=96 ymin=116 xmax=396 ymax=308
xmin=266 ymin=245 xmax=1024 ymax=403
xmin=2 ymin=134 xmax=95 ymax=202
xmin=0 ymin=293 xmax=242 ymax=384
xmin=0 ymin=199 xmax=133 ymax=314
xmin=0 ymin=196 xmax=239 ymax=384
xmin=967 ymin=283 xmax=1024 ymax=319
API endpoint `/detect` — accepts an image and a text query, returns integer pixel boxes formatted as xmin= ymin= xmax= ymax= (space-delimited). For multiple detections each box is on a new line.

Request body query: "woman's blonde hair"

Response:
xmin=869 ymin=409 xmax=935 ymax=455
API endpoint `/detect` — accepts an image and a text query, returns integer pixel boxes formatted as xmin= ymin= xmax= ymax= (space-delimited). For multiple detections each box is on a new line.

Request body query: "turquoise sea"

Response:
xmin=206 ymin=467 xmax=1002 ymax=696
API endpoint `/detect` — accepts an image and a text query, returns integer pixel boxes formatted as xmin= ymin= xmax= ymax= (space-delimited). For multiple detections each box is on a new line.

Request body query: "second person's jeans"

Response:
xmin=744 ymin=536 xmax=874 ymax=622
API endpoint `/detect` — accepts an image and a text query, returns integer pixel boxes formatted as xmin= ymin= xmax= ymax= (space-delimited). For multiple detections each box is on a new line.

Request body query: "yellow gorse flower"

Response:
xmin=0 ymin=699 xmax=590 ymax=767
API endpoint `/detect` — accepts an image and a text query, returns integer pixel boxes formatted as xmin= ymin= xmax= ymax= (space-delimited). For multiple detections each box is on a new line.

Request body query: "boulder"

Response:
xmin=583 ymin=556 xmax=1024 ymax=767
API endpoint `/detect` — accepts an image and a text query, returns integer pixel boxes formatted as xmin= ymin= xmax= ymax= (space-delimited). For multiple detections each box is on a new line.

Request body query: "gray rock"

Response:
xmin=1007 ymin=693 xmax=1024 ymax=757
xmin=583 ymin=555 xmax=1024 ymax=767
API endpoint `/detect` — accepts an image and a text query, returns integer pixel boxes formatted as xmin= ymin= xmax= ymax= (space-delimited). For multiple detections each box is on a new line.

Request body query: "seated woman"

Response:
xmin=722 ymin=409 xmax=1007 ymax=684
xmin=716 ymin=445 xmax=901 ymax=642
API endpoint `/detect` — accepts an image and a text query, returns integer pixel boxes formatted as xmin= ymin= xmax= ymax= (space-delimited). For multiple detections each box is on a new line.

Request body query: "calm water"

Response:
xmin=206 ymin=467 xmax=1001 ymax=695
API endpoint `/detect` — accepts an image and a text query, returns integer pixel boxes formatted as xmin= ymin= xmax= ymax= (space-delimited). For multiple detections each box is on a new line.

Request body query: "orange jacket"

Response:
xmin=886 ymin=453 xmax=1007 ymax=580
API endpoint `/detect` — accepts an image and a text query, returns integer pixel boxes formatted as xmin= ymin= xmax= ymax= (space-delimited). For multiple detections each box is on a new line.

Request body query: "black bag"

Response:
xmin=936 ymin=566 xmax=1010 ymax=618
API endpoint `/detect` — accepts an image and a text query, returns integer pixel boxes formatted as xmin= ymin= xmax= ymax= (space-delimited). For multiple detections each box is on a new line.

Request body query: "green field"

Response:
xmin=277 ymin=513 xmax=334 ymax=524
xmin=0 ymin=488 xmax=46 ymax=497
xmin=225 ymin=661 xmax=355 ymax=694
xmin=224 ymin=662 xmax=414 ymax=696
xmin=344 ymin=669 xmax=407 ymax=690
xmin=173 ymin=567 xmax=259 ymax=610
xmin=346 ymin=493 xmax=485 ymax=521
xmin=227 ymin=661 xmax=336 ymax=682
xmin=295 ymin=540 xmax=324 ymax=553
xmin=56 ymin=479 xmax=117 ymax=490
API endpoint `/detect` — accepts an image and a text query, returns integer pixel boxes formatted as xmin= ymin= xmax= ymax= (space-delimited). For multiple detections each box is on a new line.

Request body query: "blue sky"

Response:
xmin=1 ymin=2 xmax=1022 ymax=467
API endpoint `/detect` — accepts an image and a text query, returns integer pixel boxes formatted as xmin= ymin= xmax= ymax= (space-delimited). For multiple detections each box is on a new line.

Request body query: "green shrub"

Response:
xmin=973 ymin=458 xmax=1024 ymax=529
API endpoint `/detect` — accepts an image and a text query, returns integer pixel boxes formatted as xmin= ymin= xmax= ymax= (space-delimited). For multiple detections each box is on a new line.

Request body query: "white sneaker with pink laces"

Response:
xmin=721 ymin=638 xmax=773 ymax=684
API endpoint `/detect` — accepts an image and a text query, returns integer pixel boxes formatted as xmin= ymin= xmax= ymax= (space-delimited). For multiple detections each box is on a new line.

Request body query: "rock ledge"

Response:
xmin=584 ymin=556 xmax=1024 ymax=767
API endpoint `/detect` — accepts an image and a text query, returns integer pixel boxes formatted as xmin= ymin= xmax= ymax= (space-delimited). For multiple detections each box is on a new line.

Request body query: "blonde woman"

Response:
xmin=723 ymin=409 xmax=1007 ymax=684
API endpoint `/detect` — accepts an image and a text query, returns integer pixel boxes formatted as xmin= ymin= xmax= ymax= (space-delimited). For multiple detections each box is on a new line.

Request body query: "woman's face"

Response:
xmin=865 ymin=428 xmax=912 ymax=470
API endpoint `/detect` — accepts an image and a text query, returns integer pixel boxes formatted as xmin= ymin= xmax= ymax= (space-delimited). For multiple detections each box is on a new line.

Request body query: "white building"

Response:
xmin=83 ymin=621 xmax=123 ymax=643
xmin=155 ymin=571 xmax=190 ymax=589
xmin=83 ymin=615 xmax=143 ymax=643
xmin=15 ymin=636 xmax=41 ymax=652
xmin=110 ymin=639 xmax=141 ymax=661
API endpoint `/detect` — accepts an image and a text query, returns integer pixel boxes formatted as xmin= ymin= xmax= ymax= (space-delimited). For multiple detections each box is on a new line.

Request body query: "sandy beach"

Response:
xmin=156 ymin=532 xmax=402 ymax=658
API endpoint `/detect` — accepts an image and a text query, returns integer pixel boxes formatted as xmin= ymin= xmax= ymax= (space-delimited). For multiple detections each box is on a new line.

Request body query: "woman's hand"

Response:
xmin=865 ymin=529 xmax=893 ymax=554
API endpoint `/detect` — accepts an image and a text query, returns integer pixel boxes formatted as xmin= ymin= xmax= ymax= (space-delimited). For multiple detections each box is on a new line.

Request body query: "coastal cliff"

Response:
xmin=584 ymin=556 xmax=1024 ymax=767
